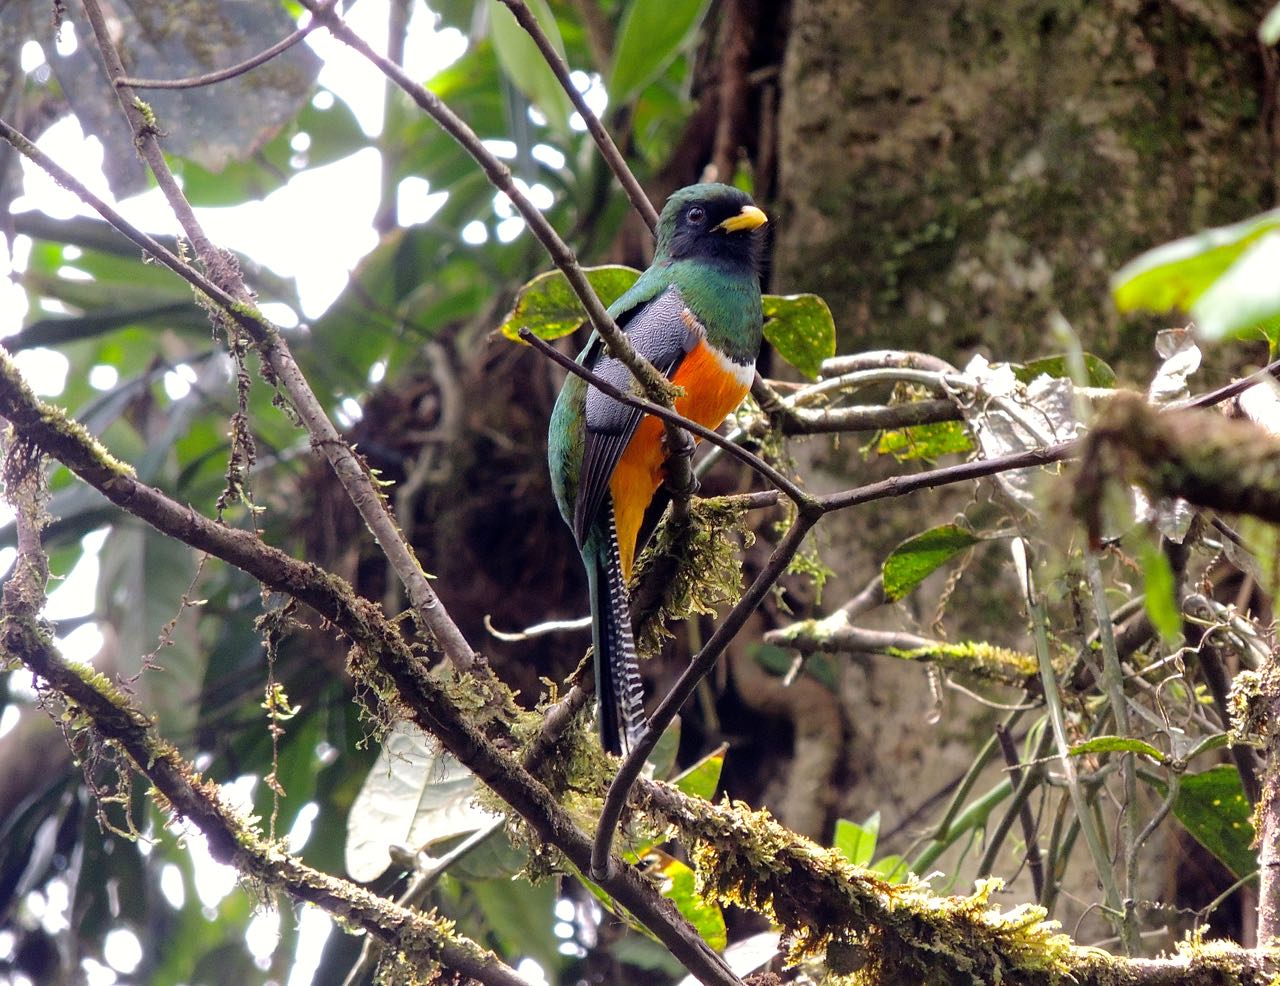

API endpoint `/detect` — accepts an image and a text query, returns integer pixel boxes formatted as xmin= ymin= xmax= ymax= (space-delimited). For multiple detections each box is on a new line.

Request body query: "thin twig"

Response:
xmin=496 ymin=0 xmax=659 ymax=232
xmin=344 ymin=818 xmax=506 ymax=986
xmin=520 ymin=328 xmax=813 ymax=506
xmin=1087 ymin=553 xmax=1139 ymax=955
xmin=982 ymin=722 xmax=1049 ymax=899
xmin=72 ymin=0 xmax=479 ymax=670
xmin=591 ymin=515 xmax=819 ymax=878
xmin=113 ymin=19 xmax=324 ymax=90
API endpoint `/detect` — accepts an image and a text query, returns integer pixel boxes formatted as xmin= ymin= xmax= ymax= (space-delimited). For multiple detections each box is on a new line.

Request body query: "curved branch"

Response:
xmin=112 ymin=18 xmax=324 ymax=90
xmin=495 ymin=0 xmax=660 ymax=232
xmin=0 ymin=453 xmax=529 ymax=986
xmin=0 ymin=110 xmax=477 ymax=670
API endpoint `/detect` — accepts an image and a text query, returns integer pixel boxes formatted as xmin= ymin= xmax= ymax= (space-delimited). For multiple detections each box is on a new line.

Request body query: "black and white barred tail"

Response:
xmin=588 ymin=509 xmax=649 ymax=755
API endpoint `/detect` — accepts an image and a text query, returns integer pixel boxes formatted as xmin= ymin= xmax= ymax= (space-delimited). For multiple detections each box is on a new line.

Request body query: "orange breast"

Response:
xmin=608 ymin=340 xmax=751 ymax=579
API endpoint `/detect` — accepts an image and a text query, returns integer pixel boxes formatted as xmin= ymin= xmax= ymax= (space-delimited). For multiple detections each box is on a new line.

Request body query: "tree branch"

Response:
xmin=0 ymin=106 xmax=478 ymax=670
xmin=0 ymin=445 xmax=531 ymax=986
xmin=0 ymin=350 xmax=741 ymax=986
xmin=496 ymin=0 xmax=660 ymax=233
xmin=111 ymin=14 xmax=326 ymax=90
xmin=636 ymin=779 xmax=1280 ymax=986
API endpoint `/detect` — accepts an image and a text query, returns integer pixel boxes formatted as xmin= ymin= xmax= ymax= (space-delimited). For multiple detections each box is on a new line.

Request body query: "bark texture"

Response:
xmin=774 ymin=0 xmax=1278 ymax=360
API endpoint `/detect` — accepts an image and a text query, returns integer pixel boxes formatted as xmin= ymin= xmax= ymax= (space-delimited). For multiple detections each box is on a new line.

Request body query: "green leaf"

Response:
xmin=608 ymin=0 xmax=711 ymax=103
xmin=882 ymin=524 xmax=981 ymax=602
xmin=672 ymin=744 xmax=725 ymax=801
xmin=499 ymin=265 xmax=642 ymax=341
xmin=648 ymin=717 xmax=681 ymax=780
xmin=469 ymin=878 xmax=565 ymax=976
xmin=1172 ymin=766 xmax=1256 ymax=879
xmin=1192 ymin=233 xmax=1280 ymax=342
xmin=1138 ymin=538 xmax=1182 ymax=644
xmin=651 ymin=850 xmax=727 ymax=950
xmin=876 ymin=419 xmax=974 ymax=461
xmin=488 ymin=0 xmax=574 ymax=133
xmin=1112 ymin=208 xmax=1280 ymax=314
xmin=761 ymin=293 xmax=836 ymax=380
xmin=1068 ymin=736 xmax=1165 ymax=762
xmin=1013 ymin=353 xmax=1116 ymax=388
xmin=1261 ymin=1 xmax=1280 ymax=44
xmin=833 ymin=813 xmax=879 ymax=867
xmin=869 ymin=854 xmax=909 ymax=883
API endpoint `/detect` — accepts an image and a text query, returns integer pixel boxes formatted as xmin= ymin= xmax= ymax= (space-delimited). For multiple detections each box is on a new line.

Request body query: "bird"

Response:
xmin=547 ymin=183 xmax=768 ymax=755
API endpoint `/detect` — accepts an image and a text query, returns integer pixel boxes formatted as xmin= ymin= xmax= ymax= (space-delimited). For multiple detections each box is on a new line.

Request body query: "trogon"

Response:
xmin=547 ymin=183 xmax=767 ymax=754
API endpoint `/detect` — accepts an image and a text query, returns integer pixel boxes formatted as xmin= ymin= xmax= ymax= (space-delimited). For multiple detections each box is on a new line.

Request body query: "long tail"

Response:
xmin=586 ymin=510 xmax=649 ymax=755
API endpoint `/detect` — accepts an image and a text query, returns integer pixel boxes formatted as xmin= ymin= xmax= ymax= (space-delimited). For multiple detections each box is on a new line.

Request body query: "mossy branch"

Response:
xmin=0 ymin=347 xmax=741 ymax=986
xmin=766 ymin=612 xmax=1038 ymax=688
xmin=0 ymin=442 xmax=527 ymax=985
xmin=638 ymin=781 xmax=1280 ymax=986
xmin=1076 ymin=393 xmax=1280 ymax=545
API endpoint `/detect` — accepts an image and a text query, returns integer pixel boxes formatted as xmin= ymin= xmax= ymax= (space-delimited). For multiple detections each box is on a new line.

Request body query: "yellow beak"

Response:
xmin=715 ymin=204 xmax=768 ymax=233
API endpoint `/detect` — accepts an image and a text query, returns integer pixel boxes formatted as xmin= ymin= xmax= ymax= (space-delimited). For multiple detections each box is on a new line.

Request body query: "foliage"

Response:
xmin=501 ymin=264 xmax=837 ymax=378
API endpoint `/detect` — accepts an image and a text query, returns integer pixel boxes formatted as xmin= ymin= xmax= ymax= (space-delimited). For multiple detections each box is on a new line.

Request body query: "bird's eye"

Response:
xmin=687 ymin=206 xmax=706 ymax=225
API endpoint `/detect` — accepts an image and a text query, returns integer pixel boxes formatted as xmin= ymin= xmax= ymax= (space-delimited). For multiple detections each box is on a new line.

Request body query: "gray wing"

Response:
xmin=572 ymin=285 xmax=700 ymax=547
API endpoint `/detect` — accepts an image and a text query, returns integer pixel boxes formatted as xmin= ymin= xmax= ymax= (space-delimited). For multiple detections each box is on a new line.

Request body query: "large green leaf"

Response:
xmin=882 ymin=524 xmax=981 ymax=602
xmin=608 ymin=0 xmax=711 ymax=103
xmin=651 ymin=849 xmax=727 ymax=951
xmin=1112 ymin=209 xmax=1280 ymax=314
xmin=1171 ymin=766 xmax=1256 ymax=879
xmin=500 ymin=265 xmax=642 ymax=340
xmin=488 ymin=0 xmax=573 ymax=134
xmin=1191 ymin=233 xmax=1280 ymax=342
xmin=345 ymin=722 xmax=496 ymax=882
xmin=762 ymin=293 xmax=836 ymax=380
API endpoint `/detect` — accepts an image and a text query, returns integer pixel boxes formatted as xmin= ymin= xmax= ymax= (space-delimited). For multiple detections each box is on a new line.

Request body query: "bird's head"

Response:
xmin=654 ymin=183 xmax=768 ymax=271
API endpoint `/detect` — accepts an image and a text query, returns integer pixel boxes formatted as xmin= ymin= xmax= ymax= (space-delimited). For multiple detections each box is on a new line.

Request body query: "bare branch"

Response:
xmin=520 ymin=328 xmax=813 ymax=506
xmin=496 ymin=0 xmax=660 ymax=233
xmin=112 ymin=16 xmax=325 ymax=90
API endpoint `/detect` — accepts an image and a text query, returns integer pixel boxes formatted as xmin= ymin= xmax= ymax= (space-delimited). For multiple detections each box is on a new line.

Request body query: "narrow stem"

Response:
xmin=1086 ymin=553 xmax=1139 ymax=955
xmin=114 ymin=18 xmax=324 ymax=89
xmin=521 ymin=329 xmax=812 ymax=507
xmin=980 ymin=722 xmax=1051 ymax=900
xmin=496 ymin=0 xmax=659 ymax=232
xmin=1025 ymin=556 xmax=1125 ymax=930
xmin=591 ymin=515 xmax=818 ymax=878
